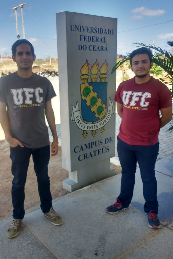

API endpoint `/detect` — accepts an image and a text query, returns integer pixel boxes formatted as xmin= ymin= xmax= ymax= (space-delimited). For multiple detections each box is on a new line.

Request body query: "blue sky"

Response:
xmin=0 ymin=0 xmax=173 ymax=59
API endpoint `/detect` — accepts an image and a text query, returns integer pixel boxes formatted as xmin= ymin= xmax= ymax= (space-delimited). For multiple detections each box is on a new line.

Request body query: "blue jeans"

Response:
xmin=10 ymin=145 xmax=52 ymax=219
xmin=117 ymin=137 xmax=159 ymax=213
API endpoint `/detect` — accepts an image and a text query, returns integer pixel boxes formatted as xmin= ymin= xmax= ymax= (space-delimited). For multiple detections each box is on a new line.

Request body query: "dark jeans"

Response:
xmin=10 ymin=145 xmax=52 ymax=219
xmin=117 ymin=137 xmax=159 ymax=214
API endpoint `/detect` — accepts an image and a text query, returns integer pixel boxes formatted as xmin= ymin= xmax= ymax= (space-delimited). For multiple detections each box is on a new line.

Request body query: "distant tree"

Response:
xmin=36 ymin=59 xmax=43 ymax=62
xmin=116 ymin=59 xmax=130 ymax=81
xmin=45 ymin=56 xmax=50 ymax=61
xmin=150 ymin=63 xmax=163 ymax=76
xmin=112 ymin=56 xmax=129 ymax=74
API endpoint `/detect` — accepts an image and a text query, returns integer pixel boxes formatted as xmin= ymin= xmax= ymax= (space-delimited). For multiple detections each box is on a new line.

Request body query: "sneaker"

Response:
xmin=44 ymin=208 xmax=63 ymax=226
xmin=6 ymin=219 xmax=22 ymax=239
xmin=106 ymin=198 xmax=128 ymax=214
xmin=147 ymin=211 xmax=161 ymax=229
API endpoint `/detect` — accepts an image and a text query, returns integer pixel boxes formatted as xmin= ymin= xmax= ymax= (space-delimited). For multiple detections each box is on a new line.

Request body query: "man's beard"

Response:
xmin=135 ymin=74 xmax=148 ymax=78
xmin=23 ymin=67 xmax=31 ymax=70
xmin=21 ymin=65 xmax=32 ymax=70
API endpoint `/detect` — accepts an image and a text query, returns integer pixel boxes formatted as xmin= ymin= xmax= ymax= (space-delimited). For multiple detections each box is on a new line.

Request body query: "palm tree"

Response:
xmin=112 ymin=41 xmax=173 ymax=96
xmin=168 ymin=41 xmax=173 ymax=47
xmin=112 ymin=41 xmax=173 ymax=132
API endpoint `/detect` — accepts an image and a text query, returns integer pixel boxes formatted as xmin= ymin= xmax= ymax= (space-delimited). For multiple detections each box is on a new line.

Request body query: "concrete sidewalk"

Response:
xmin=1 ymin=113 xmax=173 ymax=258
xmin=0 ymin=155 xmax=173 ymax=259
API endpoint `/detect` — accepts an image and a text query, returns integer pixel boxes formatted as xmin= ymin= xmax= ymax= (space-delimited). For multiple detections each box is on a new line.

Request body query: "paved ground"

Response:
xmin=0 ymin=114 xmax=169 ymax=259
xmin=0 ymin=155 xmax=173 ymax=259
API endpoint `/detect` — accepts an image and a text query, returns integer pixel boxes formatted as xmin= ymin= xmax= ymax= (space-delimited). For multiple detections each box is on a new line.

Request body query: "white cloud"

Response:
xmin=131 ymin=7 xmax=165 ymax=19
xmin=132 ymin=15 xmax=143 ymax=20
xmin=132 ymin=7 xmax=145 ymax=13
xmin=142 ymin=9 xmax=165 ymax=16
xmin=157 ymin=33 xmax=173 ymax=39
xmin=28 ymin=38 xmax=38 ymax=44
xmin=0 ymin=47 xmax=7 ymax=52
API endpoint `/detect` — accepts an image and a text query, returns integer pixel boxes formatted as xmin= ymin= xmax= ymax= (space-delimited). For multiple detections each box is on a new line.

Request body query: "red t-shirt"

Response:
xmin=114 ymin=77 xmax=172 ymax=146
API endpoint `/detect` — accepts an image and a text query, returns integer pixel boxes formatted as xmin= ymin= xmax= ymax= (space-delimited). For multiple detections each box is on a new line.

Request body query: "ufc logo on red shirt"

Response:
xmin=122 ymin=91 xmax=151 ymax=108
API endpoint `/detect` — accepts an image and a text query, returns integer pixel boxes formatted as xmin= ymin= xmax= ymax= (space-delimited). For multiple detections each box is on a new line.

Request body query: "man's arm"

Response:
xmin=45 ymin=100 xmax=58 ymax=156
xmin=117 ymin=102 xmax=123 ymax=118
xmin=0 ymin=101 xmax=23 ymax=147
xmin=160 ymin=106 xmax=172 ymax=128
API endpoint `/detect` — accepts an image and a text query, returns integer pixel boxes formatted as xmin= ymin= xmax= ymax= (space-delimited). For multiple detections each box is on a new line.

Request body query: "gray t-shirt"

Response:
xmin=0 ymin=72 xmax=56 ymax=148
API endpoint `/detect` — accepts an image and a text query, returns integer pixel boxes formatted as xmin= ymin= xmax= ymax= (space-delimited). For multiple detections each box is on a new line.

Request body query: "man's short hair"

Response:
xmin=12 ymin=39 xmax=35 ymax=57
xmin=130 ymin=47 xmax=153 ymax=65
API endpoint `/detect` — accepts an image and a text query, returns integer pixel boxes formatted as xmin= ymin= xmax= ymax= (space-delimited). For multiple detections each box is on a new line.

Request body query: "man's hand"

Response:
xmin=45 ymin=100 xmax=58 ymax=156
xmin=45 ymin=100 xmax=59 ymax=156
xmin=7 ymin=136 xmax=24 ymax=148
xmin=51 ymin=139 xmax=58 ymax=156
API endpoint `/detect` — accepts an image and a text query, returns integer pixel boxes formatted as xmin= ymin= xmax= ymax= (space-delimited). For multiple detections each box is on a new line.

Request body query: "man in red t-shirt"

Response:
xmin=106 ymin=47 xmax=172 ymax=228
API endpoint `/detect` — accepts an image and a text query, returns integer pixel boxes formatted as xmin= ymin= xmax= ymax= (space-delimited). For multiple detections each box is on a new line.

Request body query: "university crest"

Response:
xmin=71 ymin=59 xmax=114 ymax=137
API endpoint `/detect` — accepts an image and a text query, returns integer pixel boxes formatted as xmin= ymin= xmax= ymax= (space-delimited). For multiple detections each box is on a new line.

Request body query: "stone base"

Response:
xmin=63 ymin=159 xmax=115 ymax=192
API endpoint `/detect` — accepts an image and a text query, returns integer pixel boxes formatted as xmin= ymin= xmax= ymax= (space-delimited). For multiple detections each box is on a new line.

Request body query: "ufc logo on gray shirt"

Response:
xmin=11 ymin=87 xmax=43 ymax=105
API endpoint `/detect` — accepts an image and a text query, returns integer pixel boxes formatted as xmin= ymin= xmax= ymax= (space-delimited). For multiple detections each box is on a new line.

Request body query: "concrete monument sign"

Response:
xmin=56 ymin=12 xmax=117 ymax=191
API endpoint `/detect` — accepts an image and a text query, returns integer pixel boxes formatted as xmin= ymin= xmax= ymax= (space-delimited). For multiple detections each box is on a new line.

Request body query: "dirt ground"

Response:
xmin=0 ymin=138 xmax=121 ymax=221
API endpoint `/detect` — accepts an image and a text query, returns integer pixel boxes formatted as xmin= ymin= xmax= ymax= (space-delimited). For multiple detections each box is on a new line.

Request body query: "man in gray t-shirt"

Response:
xmin=0 ymin=39 xmax=62 ymax=239
xmin=0 ymin=72 xmax=55 ymax=148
